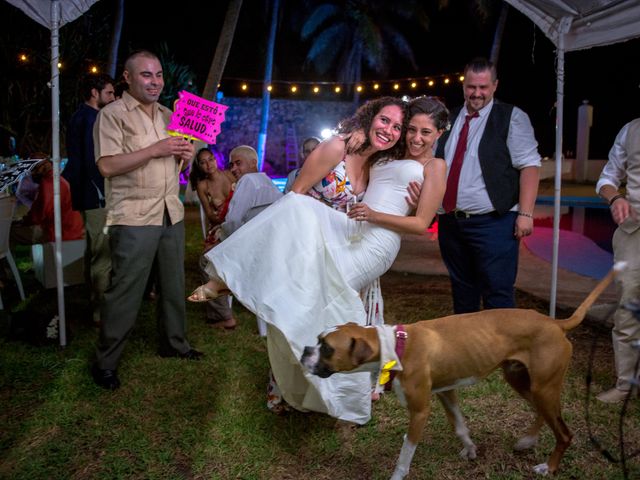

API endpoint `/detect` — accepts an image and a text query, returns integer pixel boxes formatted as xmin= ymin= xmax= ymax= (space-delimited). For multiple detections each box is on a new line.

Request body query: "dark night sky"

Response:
xmin=120 ymin=0 xmax=640 ymax=159
xmin=2 ymin=0 xmax=639 ymax=159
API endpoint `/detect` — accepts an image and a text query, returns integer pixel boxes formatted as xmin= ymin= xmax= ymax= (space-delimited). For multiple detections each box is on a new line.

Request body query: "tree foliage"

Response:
xmin=299 ymin=0 xmax=430 ymax=91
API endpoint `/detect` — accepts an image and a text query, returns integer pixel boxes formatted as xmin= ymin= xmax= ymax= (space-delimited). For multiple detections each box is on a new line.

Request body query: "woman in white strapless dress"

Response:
xmin=198 ymin=97 xmax=449 ymax=424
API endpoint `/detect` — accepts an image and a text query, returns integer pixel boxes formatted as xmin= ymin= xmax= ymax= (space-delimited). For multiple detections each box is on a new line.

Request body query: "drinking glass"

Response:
xmin=346 ymin=197 xmax=363 ymax=242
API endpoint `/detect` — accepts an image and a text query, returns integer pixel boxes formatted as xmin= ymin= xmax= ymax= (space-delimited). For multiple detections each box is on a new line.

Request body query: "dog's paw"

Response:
xmin=514 ymin=434 xmax=539 ymax=451
xmin=532 ymin=463 xmax=550 ymax=475
xmin=459 ymin=444 xmax=477 ymax=460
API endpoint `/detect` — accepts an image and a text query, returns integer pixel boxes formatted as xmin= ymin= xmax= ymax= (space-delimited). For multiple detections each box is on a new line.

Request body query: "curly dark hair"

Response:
xmin=188 ymin=147 xmax=211 ymax=191
xmin=408 ymin=96 xmax=450 ymax=132
xmin=336 ymin=96 xmax=407 ymax=164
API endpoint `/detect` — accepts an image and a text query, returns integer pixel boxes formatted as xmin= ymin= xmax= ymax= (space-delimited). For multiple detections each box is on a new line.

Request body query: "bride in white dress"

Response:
xmin=195 ymin=97 xmax=449 ymax=424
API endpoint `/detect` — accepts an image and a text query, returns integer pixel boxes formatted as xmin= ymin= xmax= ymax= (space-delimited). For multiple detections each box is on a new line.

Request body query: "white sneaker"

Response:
xmin=596 ymin=387 xmax=634 ymax=404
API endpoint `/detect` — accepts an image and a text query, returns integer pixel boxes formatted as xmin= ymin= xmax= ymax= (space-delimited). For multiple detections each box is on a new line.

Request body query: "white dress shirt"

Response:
xmin=221 ymin=172 xmax=283 ymax=239
xmin=442 ymin=99 xmax=541 ymax=214
xmin=596 ymin=120 xmax=632 ymax=193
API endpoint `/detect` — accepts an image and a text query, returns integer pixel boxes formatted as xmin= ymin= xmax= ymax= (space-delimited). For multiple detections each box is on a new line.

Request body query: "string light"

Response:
xmin=90 ymin=65 xmax=98 ymax=73
xmin=218 ymin=71 xmax=463 ymax=97
xmin=19 ymin=53 xmax=28 ymax=62
xmin=57 ymin=62 xmax=62 ymax=69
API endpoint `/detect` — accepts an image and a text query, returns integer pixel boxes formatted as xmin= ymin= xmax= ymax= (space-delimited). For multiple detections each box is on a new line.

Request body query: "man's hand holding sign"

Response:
xmin=167 ymin=91 xmax=229 ymax=171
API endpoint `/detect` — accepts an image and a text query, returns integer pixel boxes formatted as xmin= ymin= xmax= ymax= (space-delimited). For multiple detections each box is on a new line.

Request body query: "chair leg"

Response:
xmin=6 ymin=251 xmax=25 ymax=301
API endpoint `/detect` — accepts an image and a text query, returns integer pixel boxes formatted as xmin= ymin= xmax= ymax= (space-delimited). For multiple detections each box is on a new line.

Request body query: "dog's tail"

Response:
xmin=557 ymin=261 xmax=625 ymax=332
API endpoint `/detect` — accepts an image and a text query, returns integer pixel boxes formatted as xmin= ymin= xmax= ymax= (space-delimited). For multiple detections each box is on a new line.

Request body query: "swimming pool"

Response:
xmin=535 ymin=196 xmax=616 ymax=253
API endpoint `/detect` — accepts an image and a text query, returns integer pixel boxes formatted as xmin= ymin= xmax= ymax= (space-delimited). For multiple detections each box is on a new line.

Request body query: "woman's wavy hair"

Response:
xmin=336 ymin=96 xmax=407 ymax=164
xmin=188 ymin=148 xmax=210 ymax=191
xmin=407 ymin=96 xmax=450 ymax=132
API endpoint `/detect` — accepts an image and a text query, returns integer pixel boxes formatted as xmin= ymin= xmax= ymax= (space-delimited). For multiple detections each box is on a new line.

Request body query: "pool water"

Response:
xmin=534 ymin=206 xmax=616 ymax=253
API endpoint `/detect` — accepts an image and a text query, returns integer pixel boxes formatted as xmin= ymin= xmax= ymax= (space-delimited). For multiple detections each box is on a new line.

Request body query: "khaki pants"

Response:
xmin=612 ymin=226 xmax=640 ymax=391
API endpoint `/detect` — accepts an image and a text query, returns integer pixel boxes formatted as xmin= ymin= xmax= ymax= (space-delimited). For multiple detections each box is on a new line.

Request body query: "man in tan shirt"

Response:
xmin=91 ymin=50 xmax=202 ymax=390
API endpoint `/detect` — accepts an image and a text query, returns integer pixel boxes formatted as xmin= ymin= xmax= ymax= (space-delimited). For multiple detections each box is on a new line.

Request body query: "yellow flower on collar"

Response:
xmin=379 ymin=360 xmax=397 ymax=385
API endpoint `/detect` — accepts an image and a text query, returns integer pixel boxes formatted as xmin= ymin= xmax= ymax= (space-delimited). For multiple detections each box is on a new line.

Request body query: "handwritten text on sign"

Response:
xmin=167 ymin=91 xmax=228 ymax=144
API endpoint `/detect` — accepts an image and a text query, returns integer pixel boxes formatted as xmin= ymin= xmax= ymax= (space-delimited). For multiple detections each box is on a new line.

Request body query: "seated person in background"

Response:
xmin=11 ymin=158 xmax=84 ymax=244
xmin=284 ymin=136 xmax=321 ymax=193
xmin=217 ymin=145 xmax=282 ymax=241
xmin=189 ymin=147 xmax=237 ymax=329
xmin=189 ymin=145 xmax=282 ymax=330
xmin=189 ymin=147 xmax=236 ymax=249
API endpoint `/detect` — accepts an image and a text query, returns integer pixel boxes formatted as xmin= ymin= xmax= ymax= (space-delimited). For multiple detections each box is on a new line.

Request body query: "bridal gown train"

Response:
xmin=205 ymin=159 xmax=424 ymax=424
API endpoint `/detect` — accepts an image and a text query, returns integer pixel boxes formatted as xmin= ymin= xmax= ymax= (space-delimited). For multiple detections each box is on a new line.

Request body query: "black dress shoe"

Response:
xmin=158 ymin=348 xmax=204 ymax=360
xmin=91 ymin=365 xmax=120 ymax=390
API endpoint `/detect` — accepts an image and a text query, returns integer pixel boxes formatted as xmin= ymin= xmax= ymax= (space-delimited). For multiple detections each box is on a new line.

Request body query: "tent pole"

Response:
xmin=50 ymin=0 xmax=67 ymax=346
xmin=550 ymin=17 xmax=572 ymax=318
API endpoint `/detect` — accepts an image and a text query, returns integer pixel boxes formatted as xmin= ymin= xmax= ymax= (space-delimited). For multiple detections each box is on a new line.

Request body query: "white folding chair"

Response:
xmin=0 ymin=196 xmax=26 ymax=309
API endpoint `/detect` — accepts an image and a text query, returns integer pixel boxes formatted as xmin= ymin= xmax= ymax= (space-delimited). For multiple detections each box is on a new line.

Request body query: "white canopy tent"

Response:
xmin=5 ymin=0 xmax=100 ymax=345
xmin=504 ymin=0 xmax=640 ymax=316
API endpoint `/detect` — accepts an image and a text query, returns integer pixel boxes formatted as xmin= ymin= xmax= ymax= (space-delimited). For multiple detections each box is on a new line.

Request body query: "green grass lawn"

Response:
xmin=0 ymin=205 xmax=638 ymax=479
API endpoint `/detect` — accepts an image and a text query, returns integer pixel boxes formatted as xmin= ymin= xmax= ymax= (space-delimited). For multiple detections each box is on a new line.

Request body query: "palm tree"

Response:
xmin=257 ymin=0 xmax=281 ymax=171
xmin=157 ymin=43 xmax=198 ymax=109
xmin=202 ymin=0 xmax=243 ymax=101
xmin=106 ymin=0 xmax=124 ymax=79
xmin=300 ymin=0 xmax=429 ymax=100
xmin=489 ymin=1 xmax=509 ymax=65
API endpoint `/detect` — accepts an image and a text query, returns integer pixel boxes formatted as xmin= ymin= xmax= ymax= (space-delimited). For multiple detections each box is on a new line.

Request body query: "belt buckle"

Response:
xmin=453 ymin=209 xmax=471 ymax=219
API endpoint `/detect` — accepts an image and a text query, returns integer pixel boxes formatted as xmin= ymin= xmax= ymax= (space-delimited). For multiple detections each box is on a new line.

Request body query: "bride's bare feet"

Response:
xmin=187 ymin=279 xmax=230 ymax=302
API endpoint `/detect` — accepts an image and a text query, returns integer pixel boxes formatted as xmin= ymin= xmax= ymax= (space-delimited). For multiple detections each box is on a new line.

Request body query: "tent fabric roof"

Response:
xmin=505 ymin=0 xmax=640 ymax=51
xmin=5 ymin=0 xmax=99 ymax=28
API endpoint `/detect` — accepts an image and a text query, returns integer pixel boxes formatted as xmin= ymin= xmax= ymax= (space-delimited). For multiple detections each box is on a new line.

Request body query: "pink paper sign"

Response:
xmin=167 ymin=91 xmax=228 ymax=144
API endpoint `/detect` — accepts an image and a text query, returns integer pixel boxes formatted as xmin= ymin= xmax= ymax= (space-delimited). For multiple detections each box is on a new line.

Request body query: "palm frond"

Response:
xmin=305 ymin=24 xmax=348 ymax=74
xmin=381 ymin=24 xmax=418 ymax=71
xmin=301 ymin=4 xmax=340 ymax=39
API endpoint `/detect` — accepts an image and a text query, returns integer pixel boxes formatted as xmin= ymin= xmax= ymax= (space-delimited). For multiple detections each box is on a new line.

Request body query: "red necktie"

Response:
xmin=442 ymin=112 xmax=479 ymax=213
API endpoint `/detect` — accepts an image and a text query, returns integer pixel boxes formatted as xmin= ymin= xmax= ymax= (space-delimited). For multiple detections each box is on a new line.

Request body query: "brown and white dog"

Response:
xmin=300 ymin=266 xmax=621 ymax=479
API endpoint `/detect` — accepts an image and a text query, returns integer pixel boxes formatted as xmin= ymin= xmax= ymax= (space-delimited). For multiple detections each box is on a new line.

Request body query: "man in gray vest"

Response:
xmin=435 ymin=57 xmax=540 ymax=314
xmin=595 ymin=118 xmax=640 ymax=403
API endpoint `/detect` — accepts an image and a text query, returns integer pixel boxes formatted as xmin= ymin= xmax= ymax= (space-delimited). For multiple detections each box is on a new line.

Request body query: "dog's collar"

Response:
xmin=395 ymin=324 xmax=407 ymax=360
xmin=373 ymin=325 xmax=407 ymax=394
xmin=387 ymin=325 xmax=407 ymax=388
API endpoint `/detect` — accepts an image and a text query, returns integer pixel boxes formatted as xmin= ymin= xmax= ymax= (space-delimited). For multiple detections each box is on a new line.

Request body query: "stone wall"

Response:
xmin=213 ymin=97 xmax=353 ymax=175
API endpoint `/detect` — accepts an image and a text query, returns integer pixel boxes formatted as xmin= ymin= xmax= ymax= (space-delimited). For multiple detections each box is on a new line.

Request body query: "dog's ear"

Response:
xmin=349 ymin=337 xmax=373 ymax=366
